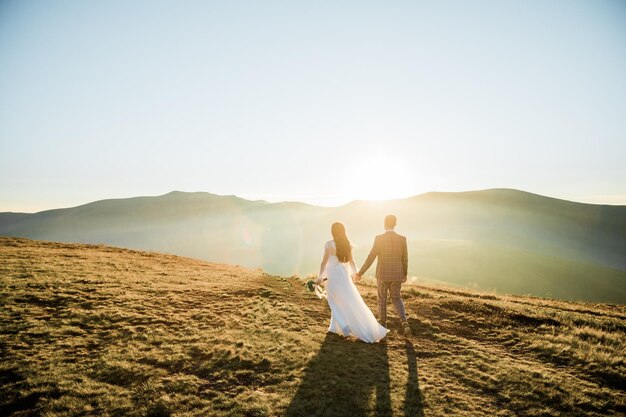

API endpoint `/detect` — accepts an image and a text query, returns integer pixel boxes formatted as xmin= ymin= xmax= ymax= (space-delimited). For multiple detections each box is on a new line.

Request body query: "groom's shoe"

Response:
xmin=402 ymin=321 xmax=412 ymax=337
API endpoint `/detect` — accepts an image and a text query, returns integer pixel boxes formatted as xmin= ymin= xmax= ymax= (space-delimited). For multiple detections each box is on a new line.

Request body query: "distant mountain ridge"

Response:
xmin=2 ymin=188 xmax=625 ymax=303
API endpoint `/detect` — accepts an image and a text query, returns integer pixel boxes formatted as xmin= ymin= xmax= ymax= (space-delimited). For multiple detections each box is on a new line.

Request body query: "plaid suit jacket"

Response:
xmin=358 ymin=231 xmax=408 ymax=282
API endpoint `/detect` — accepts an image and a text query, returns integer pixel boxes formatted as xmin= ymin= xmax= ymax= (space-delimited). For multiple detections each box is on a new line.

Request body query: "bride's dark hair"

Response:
xmin=331 ymin=222 xmax=351 ymax=263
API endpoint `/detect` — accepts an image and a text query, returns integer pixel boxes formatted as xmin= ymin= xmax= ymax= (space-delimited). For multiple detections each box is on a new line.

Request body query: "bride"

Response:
xmin=315 ymin=222 xmax=389 ymax=343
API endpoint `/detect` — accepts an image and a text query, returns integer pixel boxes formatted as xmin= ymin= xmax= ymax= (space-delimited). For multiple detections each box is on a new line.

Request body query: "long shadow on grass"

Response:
xmin=286 ymin=333 xmax=424 ymax=417
xmin=404 ymin=340 xmax=425 ymax=417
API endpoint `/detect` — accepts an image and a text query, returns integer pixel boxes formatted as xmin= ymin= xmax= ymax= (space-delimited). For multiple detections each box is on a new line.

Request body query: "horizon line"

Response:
xmin=2 ymin=187 xmax=626 ymax=214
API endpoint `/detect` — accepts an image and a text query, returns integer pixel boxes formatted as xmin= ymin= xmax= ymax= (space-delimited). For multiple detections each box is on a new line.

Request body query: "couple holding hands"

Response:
xmin=316 ymin=215 xmax=411 ymax=343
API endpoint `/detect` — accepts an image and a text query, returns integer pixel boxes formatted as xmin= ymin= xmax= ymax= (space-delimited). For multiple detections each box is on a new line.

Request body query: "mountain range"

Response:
xmin=1 ymin=188 xmax=625 ymax=303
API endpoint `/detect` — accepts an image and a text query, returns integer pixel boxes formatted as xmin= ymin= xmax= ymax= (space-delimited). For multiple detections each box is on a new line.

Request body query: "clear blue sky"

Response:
xmin=1 ymin=0 xmax=625 ymax=212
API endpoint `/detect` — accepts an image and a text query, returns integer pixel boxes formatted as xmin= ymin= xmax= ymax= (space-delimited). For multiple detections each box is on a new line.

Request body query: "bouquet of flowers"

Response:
xmin=305 ymin=277 xmax=327 ymax=299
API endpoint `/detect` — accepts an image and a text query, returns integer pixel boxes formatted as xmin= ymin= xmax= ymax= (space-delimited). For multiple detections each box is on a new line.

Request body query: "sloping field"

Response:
xmin=1 ymin=237 xmax=624 ymax=416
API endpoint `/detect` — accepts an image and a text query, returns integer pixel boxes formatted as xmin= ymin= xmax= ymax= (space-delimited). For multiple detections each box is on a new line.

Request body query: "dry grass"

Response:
xmin=1 ymin=237 xmax=624 ymax=416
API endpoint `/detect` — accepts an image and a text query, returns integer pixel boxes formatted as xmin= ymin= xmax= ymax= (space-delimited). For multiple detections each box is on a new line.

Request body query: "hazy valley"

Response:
xmin=1 ymin=188 xmax=625 ymax=303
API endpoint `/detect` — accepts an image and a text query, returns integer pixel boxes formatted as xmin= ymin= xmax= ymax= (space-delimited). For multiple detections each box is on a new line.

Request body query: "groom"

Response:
xmin=354 ymin=215 xmax=411 ymax=336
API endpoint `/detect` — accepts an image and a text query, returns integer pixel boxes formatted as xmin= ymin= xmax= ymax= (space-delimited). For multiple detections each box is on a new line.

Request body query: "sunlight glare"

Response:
xmin=348 ymin=152 xmax=416 ymax=201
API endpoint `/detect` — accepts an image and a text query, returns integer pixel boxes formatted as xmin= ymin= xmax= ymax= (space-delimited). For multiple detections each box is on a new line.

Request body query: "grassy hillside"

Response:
xmin=1 ymin=189 xmax=625 ymax=303
xmin=1 ymin=237 xmax=625 ymax=416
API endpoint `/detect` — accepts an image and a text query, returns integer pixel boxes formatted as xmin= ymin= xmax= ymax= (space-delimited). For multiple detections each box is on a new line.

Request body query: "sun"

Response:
xmin=348 ymin=153 xmax=416 ymax=201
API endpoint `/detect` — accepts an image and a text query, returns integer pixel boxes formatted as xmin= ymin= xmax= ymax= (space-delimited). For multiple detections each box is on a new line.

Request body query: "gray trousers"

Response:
xmin=377 ymin=280 xmax=406 ymax=323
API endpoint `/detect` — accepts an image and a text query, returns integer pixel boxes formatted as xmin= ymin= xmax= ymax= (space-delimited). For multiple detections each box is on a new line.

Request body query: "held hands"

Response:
xmin=351 ymin=273 xmax=362 ymax=283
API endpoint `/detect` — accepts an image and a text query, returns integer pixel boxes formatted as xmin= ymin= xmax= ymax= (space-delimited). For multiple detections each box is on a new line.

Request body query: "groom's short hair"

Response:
xmin=384 ymin=215 xmax=397 ymax=229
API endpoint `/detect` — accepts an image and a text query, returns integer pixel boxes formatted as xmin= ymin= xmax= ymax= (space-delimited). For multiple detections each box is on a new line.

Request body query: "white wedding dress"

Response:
xmin=322 ymin=240 xmax=389 ymax=343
